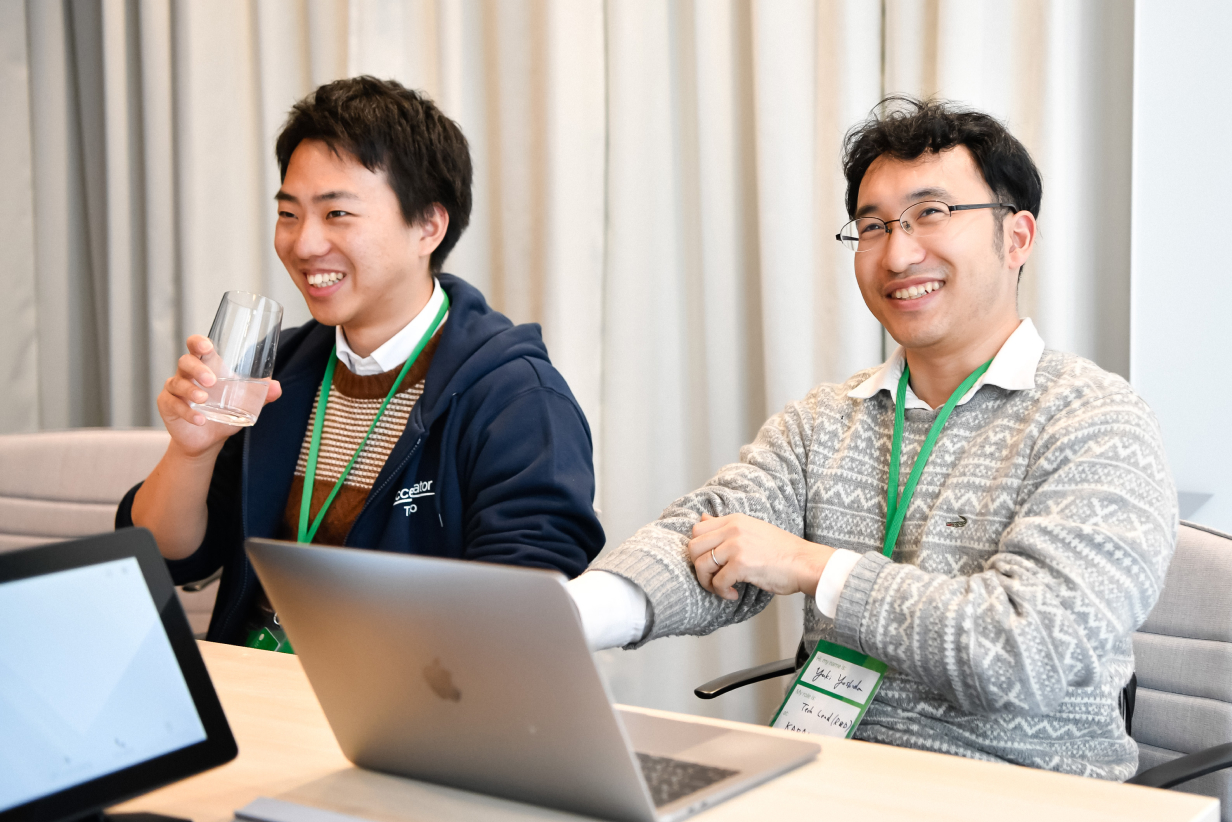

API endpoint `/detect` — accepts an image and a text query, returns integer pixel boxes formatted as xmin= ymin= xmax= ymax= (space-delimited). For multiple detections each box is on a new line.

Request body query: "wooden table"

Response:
xmin=113 ymin=642 xmax=1219 ymax=822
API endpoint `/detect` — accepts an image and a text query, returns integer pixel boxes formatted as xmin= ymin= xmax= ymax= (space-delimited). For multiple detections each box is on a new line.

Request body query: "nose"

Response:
xmin=291 ymin=214 xmax=331 ymax=260
xmin=878 ymin=220 xmax=927 ymax=274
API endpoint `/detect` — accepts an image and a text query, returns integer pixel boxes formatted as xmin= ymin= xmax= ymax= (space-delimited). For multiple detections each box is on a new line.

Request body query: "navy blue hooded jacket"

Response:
xmin=116 ymin=274 xmax=605 ymax=643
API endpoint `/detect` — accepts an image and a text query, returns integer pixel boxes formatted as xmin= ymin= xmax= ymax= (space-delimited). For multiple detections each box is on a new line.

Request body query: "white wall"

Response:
xmin=1131 ymin=0 xmax=1232 ymax=530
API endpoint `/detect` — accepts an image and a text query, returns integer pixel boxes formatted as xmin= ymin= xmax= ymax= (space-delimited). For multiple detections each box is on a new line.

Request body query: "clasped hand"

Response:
xmin=687 ymin=513 xmax=834 ymax=601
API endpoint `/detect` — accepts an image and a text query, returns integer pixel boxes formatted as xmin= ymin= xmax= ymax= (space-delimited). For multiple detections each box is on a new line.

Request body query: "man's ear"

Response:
xmin=1003 ymin=209 xmax=1036 ymax=273
xmin=416 ymin=203 xmax=450 ymax=258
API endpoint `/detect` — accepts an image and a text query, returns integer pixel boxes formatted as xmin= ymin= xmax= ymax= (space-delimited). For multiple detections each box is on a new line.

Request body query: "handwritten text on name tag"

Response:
xmin=774 ymin=684 xmax=862 ymax=737
xmin=803 ymin=652 xmax=880 ymax=705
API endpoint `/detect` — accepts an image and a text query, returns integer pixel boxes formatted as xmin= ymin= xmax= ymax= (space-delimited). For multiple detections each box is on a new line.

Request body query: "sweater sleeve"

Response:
xmin=591 ymin=392 xmax=819 ymax=645
xmin=833 ymin=390 xmax=1178 ymax=716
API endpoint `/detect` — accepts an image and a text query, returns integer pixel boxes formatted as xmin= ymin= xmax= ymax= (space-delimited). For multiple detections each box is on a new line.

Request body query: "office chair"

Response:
xmin=694 ymin=521 xmax=1232 ymax=817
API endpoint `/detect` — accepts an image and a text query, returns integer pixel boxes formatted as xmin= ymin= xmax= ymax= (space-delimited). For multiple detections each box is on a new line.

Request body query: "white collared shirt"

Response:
xmin=846 ymin=318 xmax=1045 ymax=410
xmin=566 ymin=318 xmax=1047 ymax=651
xmin=335 ymin=278 xmax=448 ymax=376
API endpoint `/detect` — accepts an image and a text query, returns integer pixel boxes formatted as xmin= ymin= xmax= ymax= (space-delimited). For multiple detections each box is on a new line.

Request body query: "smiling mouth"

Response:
xmin=307 ymin=271 xmax=346 ymax=287
xmin=890 ymin=280 xmax=943 ymax=300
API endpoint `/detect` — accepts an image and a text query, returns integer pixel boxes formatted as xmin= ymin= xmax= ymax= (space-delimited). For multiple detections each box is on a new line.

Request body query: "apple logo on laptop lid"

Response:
xmin=423 ymin=658 xmax=462 ymax=702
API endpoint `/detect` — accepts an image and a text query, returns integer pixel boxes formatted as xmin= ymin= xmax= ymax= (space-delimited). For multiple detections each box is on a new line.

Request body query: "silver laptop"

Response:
xmin=245 ymin=539 xmax=819 ymax=822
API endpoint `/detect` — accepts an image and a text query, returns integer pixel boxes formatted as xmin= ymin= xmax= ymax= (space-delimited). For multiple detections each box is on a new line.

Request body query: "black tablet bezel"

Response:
xmin=0 ymin=528 xmax=237 ymax=822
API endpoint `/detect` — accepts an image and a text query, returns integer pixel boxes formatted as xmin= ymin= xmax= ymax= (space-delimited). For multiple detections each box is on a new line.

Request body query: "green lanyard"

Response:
xmin=881 ymin=357 xmax=993 ymax=557
xmin=297 ymin=292 xmax=450 ymax=544
xmin=771 ymin=355 xmax=996 ymax=739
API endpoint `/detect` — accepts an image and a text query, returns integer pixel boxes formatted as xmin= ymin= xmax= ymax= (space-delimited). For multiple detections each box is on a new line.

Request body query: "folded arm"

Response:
xmin=588 ymin=393 xmax=826 ymax=644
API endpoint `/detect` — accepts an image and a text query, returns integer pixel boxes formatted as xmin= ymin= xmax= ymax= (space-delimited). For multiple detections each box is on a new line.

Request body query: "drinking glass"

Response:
xmin=190 ymin=291 xmax=283 ymax=427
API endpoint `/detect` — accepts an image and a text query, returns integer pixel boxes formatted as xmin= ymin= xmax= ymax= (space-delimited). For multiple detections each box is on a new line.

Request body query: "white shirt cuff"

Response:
xmin=566 ymin=570 xmax=649 ymax=652
xmin=814 ymin=548 xmax=863 ymax=618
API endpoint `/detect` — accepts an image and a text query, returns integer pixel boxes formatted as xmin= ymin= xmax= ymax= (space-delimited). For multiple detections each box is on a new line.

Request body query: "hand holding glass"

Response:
xmin=189 ymin=292 xmax=283 ymax=427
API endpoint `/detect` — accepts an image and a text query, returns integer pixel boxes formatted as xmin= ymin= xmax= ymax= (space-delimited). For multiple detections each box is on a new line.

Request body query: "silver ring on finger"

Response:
xmin=710 ymin=547 xmax=722 ymax=570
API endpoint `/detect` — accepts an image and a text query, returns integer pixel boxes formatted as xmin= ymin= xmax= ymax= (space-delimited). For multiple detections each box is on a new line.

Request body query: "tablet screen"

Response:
xmin=0 ymin=556 xmax=208 ymax=812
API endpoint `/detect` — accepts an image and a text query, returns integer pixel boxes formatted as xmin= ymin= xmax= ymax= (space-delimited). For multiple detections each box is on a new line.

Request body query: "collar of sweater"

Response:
xmin=848 ymin=318 xmax=1045 ymax=411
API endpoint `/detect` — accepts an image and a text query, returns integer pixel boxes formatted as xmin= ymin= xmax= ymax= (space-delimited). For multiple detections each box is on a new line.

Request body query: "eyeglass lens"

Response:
xmin=838 ymin=201 xmax=952 ymax=252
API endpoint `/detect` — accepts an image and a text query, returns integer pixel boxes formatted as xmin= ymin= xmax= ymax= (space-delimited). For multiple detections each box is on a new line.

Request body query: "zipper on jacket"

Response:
xmin=431 ymin=394 xmax=459 ymax=529
xmin=217 ymin=429 xmax=253 ymax=642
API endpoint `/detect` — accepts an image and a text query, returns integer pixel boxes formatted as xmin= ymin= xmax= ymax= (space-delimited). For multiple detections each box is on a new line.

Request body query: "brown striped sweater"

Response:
xmin=245 ymin=331 xmax=441 ymax=635
xmin=278 ymin=330 xmax=442 ymax=544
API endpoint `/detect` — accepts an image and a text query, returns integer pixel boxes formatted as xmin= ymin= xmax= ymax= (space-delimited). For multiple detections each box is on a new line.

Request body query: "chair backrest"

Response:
xmin=0 ymin=428 xmax=170 ymax=551
xmin=1133 ymin=520 xmax=1232 ymax=817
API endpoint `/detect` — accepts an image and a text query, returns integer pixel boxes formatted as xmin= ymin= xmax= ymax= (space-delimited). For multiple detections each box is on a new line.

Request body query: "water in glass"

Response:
xmin=188 ymin=291 xmax=283 ymax=427
xmin=195 ymin=377 xmax=271 ymax=426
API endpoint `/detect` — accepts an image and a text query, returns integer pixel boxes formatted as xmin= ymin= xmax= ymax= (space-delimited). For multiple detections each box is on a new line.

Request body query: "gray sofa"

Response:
xmin=0 ymin=428 xmax=217 ymax=635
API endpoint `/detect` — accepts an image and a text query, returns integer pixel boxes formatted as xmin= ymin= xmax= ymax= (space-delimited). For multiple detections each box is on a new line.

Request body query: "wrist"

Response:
xmin=166 ymin=436 xmax=226 ymax=465
xmin=796 ymin=541 xmax=835 ymax=598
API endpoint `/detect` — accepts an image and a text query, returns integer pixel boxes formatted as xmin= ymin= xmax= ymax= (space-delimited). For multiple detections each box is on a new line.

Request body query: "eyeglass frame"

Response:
xmin=835 ymin=201 xmax=1019 ymax=252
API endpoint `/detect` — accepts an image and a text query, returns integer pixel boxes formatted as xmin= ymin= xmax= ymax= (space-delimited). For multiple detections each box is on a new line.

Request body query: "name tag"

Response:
xmin=770 ymin=639 xmax=886 ymax=738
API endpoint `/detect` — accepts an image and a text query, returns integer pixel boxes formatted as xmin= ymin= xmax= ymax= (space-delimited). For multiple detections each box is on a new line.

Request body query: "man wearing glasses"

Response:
xmin=570 ymin=97 xmax=1175 ymax=780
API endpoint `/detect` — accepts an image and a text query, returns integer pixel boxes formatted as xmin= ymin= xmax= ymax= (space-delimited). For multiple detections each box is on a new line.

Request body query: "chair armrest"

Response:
xmin=181 ymin=567 xmax=223 ymax=593
xmin=694 ymin=657 xmax=796 ymax=700
xmin=1126 ymin=742 xmax=1232 ymax=789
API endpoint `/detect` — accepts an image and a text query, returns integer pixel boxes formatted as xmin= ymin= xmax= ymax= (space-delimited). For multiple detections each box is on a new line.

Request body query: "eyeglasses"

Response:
xmin=835 ymin=201 xmax=1018 ymax=252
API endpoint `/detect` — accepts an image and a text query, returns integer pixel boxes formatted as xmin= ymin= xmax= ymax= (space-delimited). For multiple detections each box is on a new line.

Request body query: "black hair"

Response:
xmin=842 ymin=96 xmax=1042 ymax=263
xmin=276 ymin=76 xmax=473 ymax=273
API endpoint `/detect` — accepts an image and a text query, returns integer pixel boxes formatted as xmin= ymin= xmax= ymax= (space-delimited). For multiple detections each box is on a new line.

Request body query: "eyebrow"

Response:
xmin=855 ymin=186 xmax=953 ymax=218
xmin=906 ymin=186 xmax=951 ymax=202
xmin=273 ymin=190 xmax=361 ymax=204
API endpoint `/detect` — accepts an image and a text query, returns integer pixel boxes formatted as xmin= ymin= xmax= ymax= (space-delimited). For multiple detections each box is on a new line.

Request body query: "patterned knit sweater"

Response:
xmin=591 ymin=349 xmax=1177 ymax=780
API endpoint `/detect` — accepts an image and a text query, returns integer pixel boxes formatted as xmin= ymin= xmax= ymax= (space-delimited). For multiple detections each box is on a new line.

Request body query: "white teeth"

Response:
xmin=891 ymin=281 xmax=943 ymax=300
xmin=308 ymin=271 xmax=346 ymax=287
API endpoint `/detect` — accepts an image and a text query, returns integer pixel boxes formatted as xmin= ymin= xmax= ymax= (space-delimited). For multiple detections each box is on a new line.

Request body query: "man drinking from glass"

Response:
xmin=120 ymin=77 xmax=604 ymax=651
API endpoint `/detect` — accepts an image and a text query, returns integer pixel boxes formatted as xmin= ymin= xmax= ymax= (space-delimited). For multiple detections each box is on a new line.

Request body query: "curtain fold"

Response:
xmin=1 ymin=0 xmax=39 ymax=434
xmin=600 ymin=0 xmax=792 ymax=724
xmin=2 ymin=0 xmax=1134 ymax=723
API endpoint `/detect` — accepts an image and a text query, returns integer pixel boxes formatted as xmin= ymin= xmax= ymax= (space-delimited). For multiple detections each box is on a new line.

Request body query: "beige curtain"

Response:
xmin=1 ymin=0 xmax=1133 ymax=723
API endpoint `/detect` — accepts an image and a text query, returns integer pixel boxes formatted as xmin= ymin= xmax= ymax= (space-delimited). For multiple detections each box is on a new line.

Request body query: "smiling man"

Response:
xmin=570 ymin=98 xmax=1176 ymax=780
xmin=120 ymin=77 xmax=604 ymax=649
